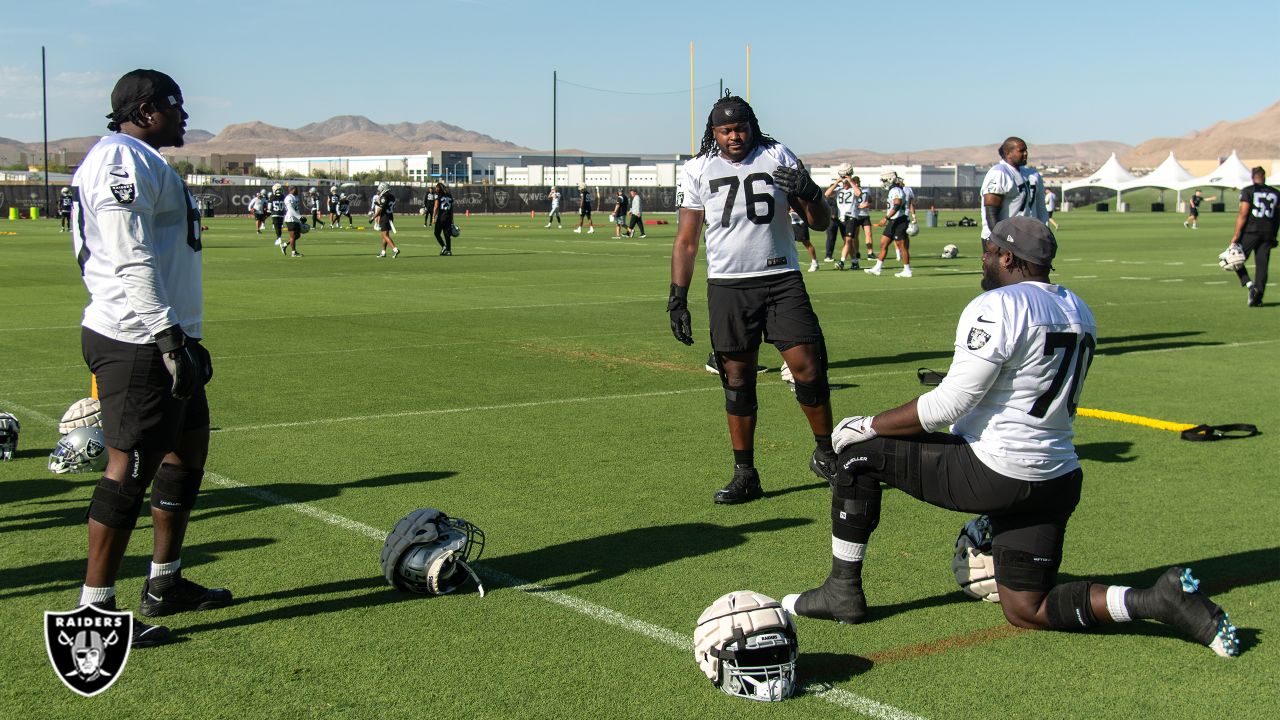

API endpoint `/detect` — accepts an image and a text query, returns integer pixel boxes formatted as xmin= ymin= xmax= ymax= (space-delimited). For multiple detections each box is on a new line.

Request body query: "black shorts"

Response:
xmin=254 ymin=212 xmax=266 ymax=222
xmin=1190 ymin=207 xmax=1200 ymax=217
xmin=1046 ymin=210 xmax=1055 ymax=218
xmin=285 ymin=221 xmax=302 ymax=234
xmin=792 ymin=224 xmax=810 ymax=243
xmin=849 ymin=216 xmax=871 ymax=231
xmin=707 ymin=271 xmax=824 ymax=352
xmin=884 ymin=216 xmax=910 ymax=240
xmin=839 ymin=432 xmax=1082 ymax=591
xmin=81 ymin=327 xmax=210 ymax=452
xmin=580 ymin=205 xmax=592 ymax=217
xmin=271 ymin=216 xmax=284 ymax=232
xmin=377 ymin=215 xmax=394 ymax=232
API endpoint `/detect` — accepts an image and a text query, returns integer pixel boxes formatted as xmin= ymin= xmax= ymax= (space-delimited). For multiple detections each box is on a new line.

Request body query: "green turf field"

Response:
xmin=1 ymin=209 xmax=1275 ymax=719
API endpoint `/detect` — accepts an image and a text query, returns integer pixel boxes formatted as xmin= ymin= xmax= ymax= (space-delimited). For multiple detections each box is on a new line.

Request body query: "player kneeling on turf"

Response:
xmin=782 ymin=218 xmax=1240 ymax=657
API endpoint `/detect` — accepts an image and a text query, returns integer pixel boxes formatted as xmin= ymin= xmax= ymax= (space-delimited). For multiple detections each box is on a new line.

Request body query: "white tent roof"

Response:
xmin=1119 ymin=152 xmax=1196 ymax=191
xmin=1063 ymin=153 xmax=1137 ymax=192
xmin=1183 ymin=150 xmax=1253 ymax=190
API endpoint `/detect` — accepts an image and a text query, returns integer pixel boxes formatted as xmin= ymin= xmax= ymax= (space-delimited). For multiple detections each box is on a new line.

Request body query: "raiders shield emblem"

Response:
xmin=493 ymin=190 xmax=508 ymax=209
xmin=967 ymin=327 xmax=991 ymax=350
xmin=110 ymin=183 xmax=136 ymax=204
xmin=45 ymin=605 xmax=133 ymax=697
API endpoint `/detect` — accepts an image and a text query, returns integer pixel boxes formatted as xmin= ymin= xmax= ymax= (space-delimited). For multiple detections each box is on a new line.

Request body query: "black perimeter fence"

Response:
xmin=2 ymin=184 xmax=994 ymax=217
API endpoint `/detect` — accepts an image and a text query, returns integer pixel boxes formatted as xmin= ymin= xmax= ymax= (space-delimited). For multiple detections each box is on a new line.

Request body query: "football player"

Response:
xmin=627 ymin=190 xmax=646 ymax=238
xmin=70 ymin=69 xmax=232 ymax=649
xmin=790 ymin=208 xmax=819 ymax=272
xmin=58 ymin=186 xmax=74 ymax=231
xmin=281 ymin=186 xmax=304 ymax=257
xmin=850 ymin=176 xmax=875 ymax=261
xmin=1184 ymin=189 xmax=1216 ymax=230
xmin=546 ymin=186 xmax=562 ymax=228
xmin=574 ymin=184 xmax=594 ymax=234
xmin=336 ymin=192 xmax=353 ymax=228
xmin=1229 ymin=166 xmax=1279 ymax=306
xmin=372 ymin=182 xmax=399 ymax=258
xmin=423 ymin=185 xmax=436 ymax=227
xmin=328 ymin=186 xmax=340 ymax=228
xmin=1045 ymin=187 xmax=1060 ymax=231
xmin=785 ymin=217 xmax=1240 ymax=658
xmin=432 ymin=182 xmax=455 ymax=255
xmin=823 ymin=174 xmax=861 ymax=270
xmin=980 ymin=137 xmax=1048 ymax=253
xmin=247 ymin=189 xmax=267 ymax=234
xmin=669 ymin=92 xmax=837 ymax=504
xmin=267 ymin=183 xmax=286 ymax=246
xmin=307 ymin=187 xmax=325 ymax=229
xmin=865 ymin=173 xmax=912 ymax=277
xmin=612 ymin=189 xmax=627 ymax=238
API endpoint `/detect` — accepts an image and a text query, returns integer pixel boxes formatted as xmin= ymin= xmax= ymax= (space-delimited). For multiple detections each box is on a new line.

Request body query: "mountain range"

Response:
xmin=3 ymin=101 xmax=1276 ymax=171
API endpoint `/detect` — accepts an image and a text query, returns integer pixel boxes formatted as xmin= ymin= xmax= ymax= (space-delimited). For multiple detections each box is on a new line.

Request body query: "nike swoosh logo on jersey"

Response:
xmin=977 ymin=315 xmax=995 ymax=323
xmin=109 ymin=169 xmax=129 ymax=178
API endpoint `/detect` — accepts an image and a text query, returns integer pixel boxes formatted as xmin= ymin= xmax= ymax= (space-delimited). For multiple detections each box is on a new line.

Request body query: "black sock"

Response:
xmin=733 ymin=448 xmax=753 ymax=467
xmin=815 ymin=434 xmax=834 ymax=455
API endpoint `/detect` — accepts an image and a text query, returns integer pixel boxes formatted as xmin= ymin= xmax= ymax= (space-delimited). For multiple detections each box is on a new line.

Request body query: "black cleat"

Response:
xmin=139 ymin=571 xmax=233 ymax=617
xmin=1145 ymin=567 xmax=1240 ymax=657
xmin=810 ymin=447 xmax=839 ymax=484
xmin=714 ymin=466 xmax=763 ymax=504
xmin=91 ymin=597 xmax=171 ymax=648
xmin=783 ymin=560 xmax=867 ymax=624
xmin=705 ymin=353 xmax=720 ymax=374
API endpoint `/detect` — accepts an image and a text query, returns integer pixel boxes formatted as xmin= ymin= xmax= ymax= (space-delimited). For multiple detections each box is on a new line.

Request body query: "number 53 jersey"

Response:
xmin=951 ymin=282 xmax=1097 ymax=481
xmin=679 ymin=143 xmax=801 ymax=280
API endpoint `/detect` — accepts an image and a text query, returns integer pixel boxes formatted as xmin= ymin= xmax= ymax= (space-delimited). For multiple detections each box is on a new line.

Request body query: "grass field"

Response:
xmin=1 ymin=209 xmax=1276 ymax=719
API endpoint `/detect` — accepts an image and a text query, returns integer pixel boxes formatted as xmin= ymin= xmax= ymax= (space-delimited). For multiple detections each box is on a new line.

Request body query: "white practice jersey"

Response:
xmin=903 ymin=185 xmax=916 ymax=212
xmin=886 ymin=186 xmax=907 ymax=220
xmin=948 ymin=281 xmax=1096 ymax=480
xmin=72 ymin=133 xmax=202 ymax=344
xmin=549 ymin=191 xmax=560 ymax=209
xmin=1045 ymin=190 xmax=1057 ymax=212
xmin=981 ymin=160 xmax=1048 ymax=239
xmin=679 ymin=143 xmax=801 ymax=279
xmin=247 ymin=196 xmax=265 ymax=214
xmin=834 ymin=185 xmax=857 ymax=219
xmin=284 ymin=194 xmax=305 ymax=222
xmin=853 ymin=187 xmax=870 ymax=217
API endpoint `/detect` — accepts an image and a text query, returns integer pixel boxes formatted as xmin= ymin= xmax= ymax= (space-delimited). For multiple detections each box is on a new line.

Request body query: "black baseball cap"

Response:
xmin=106 ymin=69 xmax=183 ymax=122
xmin=988 ymin=217 xmax=1057 ymax=266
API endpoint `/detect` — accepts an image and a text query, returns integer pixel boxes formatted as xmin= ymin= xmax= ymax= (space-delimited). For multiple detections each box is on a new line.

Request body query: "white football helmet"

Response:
xmin=694 ymin=591 xmax=798 ymax=702
xmin=381 ymin=509 xmax=486 ymax=596
xmin=377 ymin=182 xmax=390 ymax=195
xmin=0 ymin=411 xmax=19 ymax=461
xmin=906 ymin=220 xmax=920 ymax=236
xmin=951 ymin=515 xmax=1000 ymax=603
xmin=835 ymin=162 xmax=853 ymax=177
xmin=1218 ymin=245 xmax=1246 ymax=272
xmin=61 ymin=186 xmax=72 ymax=196
xmin=58 ymin=397 xmax=102 ymax=435
xmin=309 ymin=187 xmax=318 ymax=194
xmin=879 ymin=171 xmax=900 ymax=189
xmin=48 ymin=427 xmax=108 ymax=474
xmin=941 ymin=243 xmax=959 ymax=259
xmin=271 ymin=183 xmax=283 ymax=194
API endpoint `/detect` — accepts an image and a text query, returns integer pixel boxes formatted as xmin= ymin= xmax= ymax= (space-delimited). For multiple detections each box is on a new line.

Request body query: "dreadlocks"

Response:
xmin=694 ymin=92 xmax=778 ymax=159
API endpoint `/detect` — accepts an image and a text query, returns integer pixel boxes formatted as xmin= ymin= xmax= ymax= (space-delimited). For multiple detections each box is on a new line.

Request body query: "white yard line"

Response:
xmin=204 ymin=470 xmax=925 ymax=720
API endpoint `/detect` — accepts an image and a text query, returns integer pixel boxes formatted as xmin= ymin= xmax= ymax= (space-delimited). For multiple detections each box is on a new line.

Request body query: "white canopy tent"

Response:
xmin=1062 ymin=153 xmax=1137 ymax=208
xmin=1182 ymin=150 xmax=1254 ymax=191
xmin=1119 ymin=152 xmax=1196 ymax=206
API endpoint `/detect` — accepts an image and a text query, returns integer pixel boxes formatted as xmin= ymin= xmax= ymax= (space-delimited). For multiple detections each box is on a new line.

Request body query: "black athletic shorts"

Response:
xmin=271 ymin=216 xmax=284 ymax=233
xmin=792 ymin=224 xmax=810 ymax=244
xmin=285 ymin=221 xmax=302 ymax=234
xmin=580 ymin=204 xmax=592 ymax=217
xmin=81 ymin=327 xmax=210 ymax=452
xmin=849 ymin=215 xmax=871 ymax=231
xmin=253 ymin=212 xmax=266 ymax=222
xmin=839 ymin=432 xmax=1082 ymax=591
xmin=377 ymin=215 xmax=394 ymax=232
xmin=1189 ymin=206 xmax=1200 ymax=217
xmin=884 ymin=216 xmax=910 ymax=240
xmin=707 ymin=271 xmax=824 ymax=352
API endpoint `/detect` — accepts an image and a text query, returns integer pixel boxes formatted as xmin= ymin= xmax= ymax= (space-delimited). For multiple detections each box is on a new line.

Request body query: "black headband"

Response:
xmin=711 ymin=101 xmax=751 ymax=126
xmin=106 ymin=69 xmax=182 ymax=124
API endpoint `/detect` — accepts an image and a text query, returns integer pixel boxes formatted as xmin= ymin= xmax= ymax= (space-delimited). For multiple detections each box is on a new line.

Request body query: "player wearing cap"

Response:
xmin=980 ymin=137 xmax=1048 ymax=253
xmin=70 ymin=69 xmax=232 ymax=649
xmin=669 ymin=92 xmax=837 ymax=504
xmin=783 ymin=217 xmax=1240 ymax=658
xmin=1229 ymin=166 xmax=1279 ymax=307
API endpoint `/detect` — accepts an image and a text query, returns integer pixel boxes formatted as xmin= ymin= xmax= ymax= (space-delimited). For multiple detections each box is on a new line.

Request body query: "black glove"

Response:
xmin=667 ymin=283 xmax=694 ymax=346
xmin=155 ymin=326 xmax=200 ymax=400
xmin=192 ymin=341 xmax=214 ymax=385
xmin=773 ymin=159 xmax=822 ymax=203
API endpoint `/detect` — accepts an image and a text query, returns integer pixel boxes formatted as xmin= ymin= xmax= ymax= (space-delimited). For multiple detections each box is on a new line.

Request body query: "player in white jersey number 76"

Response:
xmin=669 ymin=92 xmax=838 ymax=505
xmin=783 ymin=216 xmax=1240 ymax=658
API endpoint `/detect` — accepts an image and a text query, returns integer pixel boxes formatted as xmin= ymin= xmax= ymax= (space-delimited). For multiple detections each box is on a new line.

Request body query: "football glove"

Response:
xmin=832 ymin=415 xmax=878 ymax=453
xmin=667 ymin=283 xmax=694 ymax=346
xmin=772 ymin=159 xmax=822 ymax=203
xmin=155 ymin=326 xmax=200 ymax=400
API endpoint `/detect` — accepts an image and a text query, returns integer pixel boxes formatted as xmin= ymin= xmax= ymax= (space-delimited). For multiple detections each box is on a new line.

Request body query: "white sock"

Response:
xmin=872 ymin=260 xmax=883 ymax=270
xmin=1106 ymin=586 xmax=1132 ymax=622
xmin=80 ymin=585 xmax=116 ymax=606
xmin=903 ymin=264 xmax=911 ymax=271
xmin=832 ymin=536 xmax=865 ymax=562
xmin=150 ymin=558 xmax=181 ymax=579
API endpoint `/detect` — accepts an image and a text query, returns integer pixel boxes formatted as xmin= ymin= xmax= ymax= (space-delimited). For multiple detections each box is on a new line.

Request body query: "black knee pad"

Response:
xmin=150 ymin=463 xmax=205 ymax=513
xmin=88 ymin=475 xmax=147 ymax=530
xmin=993 ymin=546 xmax=1061 ymax=592
xmin=830 ymin=474 xmax=881 ymax=540
xmin=1045 ymin=580 xmax=1097 ymax=631
xmin=723 ymin=379 xmax=758 ymax=417
xmin=793 ymin=376 xmax=830 ymax=407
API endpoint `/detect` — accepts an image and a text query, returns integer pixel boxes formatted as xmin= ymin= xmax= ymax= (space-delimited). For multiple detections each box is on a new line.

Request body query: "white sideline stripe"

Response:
xmin=0 ymin=399 xmax=58 ymax=426
xmin=1158 ymin=279 xmax=1184 ymax=283
xmin=204 ymin=471 xmax=923 ymax=720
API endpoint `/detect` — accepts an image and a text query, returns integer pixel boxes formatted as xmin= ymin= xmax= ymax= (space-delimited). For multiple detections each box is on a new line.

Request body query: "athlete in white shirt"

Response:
xmin=1044 ymin=187 xmax=1060 ymax=231
xmin=981 ymin=137 xmax=1049 ymax=248
xmin=670 ymin=93 xmax=837 ymax=504
xmin=70 ymin=69 xmax=231 ymax=649
xmin=783 ymin=217 xmax=1240 ymax=658
xmin=545 ymin=187 xmax=562 ymax=228
xmin=865 ymin=173 xmax=912 ymax=277
xmin=823 ymin=175 xmax=862 ymax=270
xmin=281 ymin=186 xmax=305 ymax=257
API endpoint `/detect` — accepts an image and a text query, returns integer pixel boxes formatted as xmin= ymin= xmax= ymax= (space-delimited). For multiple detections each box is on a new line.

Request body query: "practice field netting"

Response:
xmin=0 ymin=210 xmax=1275 ymax=719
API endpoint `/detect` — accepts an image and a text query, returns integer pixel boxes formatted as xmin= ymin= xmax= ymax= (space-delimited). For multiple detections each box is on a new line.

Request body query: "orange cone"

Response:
xmin=530 ymin=210 xmax=535 ymax=219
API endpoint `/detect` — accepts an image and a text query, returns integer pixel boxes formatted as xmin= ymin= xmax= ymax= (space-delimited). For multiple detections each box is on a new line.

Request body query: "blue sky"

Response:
xmin=2 ymin=0 xmax=1276 ymax=155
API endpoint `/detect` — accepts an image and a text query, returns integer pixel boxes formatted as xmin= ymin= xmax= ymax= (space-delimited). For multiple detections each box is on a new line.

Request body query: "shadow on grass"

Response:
xmin=193 ymin=470 xmax=456 ymax=524
xmin=801 ymin=652 xmax=875 ymax=685
xmin=829 ymin=350 xmax=953 ymax=372
xmin=0 ymin=537 xmax=276 ymax=602
xmin=0 ymin=474 xmax=94 ymax=507
xmin=1095 ymin=330 xmax=1221 ymax=356
xmin=1076 ymin=440 xmax=1137 ymax=464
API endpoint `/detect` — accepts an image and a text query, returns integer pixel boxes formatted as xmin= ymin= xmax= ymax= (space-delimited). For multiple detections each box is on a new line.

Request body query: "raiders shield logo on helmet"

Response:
xmin=967 ymin=327 xmax=991 ymax=350
xmin=45 ymin=604 xmax=133 ymax=697
xmin=110 ymin=183 xmax=136 ymax=204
